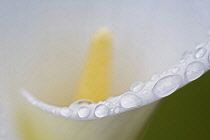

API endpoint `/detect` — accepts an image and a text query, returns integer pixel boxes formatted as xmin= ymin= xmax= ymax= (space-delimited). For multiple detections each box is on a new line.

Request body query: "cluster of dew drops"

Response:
xmin=23 ymin=37 xmax=210 ymax=120
xmin=51 ymin=37 xmax=210 ymax=120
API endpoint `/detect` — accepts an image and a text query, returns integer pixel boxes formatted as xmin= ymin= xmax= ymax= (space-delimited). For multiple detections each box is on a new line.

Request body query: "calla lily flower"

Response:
xmin=1 ymin=1 xmax=210 ymax=140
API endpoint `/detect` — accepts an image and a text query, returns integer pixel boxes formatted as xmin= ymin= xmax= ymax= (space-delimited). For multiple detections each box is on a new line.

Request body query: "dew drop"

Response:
xmin=195 ymin=48 xmax=207 ymax=58
xmin=185 ymin=62 xmax=205 ymax=81
xmin=95 ymin=104 xmax=109 ymax=118
xmin=152 ymin=75 xmax=182 ymax=98
xmin=72 ymin=99 xmax=94 ymax=105
xmin=120 ymin=93 xmax=141 ymax=109
xmin=105 ymin=101 xmax=111 ymax=106
xmin=60 ymin=107 xmax=72 ymax=117
xmin=114 ymin=107 xmax=120 ymax=114
xmin=130 ymin=81 xmax=145 ymax=92
xmin=78 ymin=106 xmax=91 ymax=118
xmin=51 ymin=109 xmax=56 ymax=114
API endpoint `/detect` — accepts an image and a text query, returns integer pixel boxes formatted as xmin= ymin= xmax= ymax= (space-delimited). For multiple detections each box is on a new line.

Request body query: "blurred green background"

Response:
xmin=140 ymin=71 xmax=210 ymax=140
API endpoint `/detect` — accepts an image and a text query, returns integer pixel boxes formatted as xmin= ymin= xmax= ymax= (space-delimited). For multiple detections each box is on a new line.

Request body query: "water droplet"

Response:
xmin=72 ymin=99 xmax=94 ymax=105
xmin=51 ymin=109 xmax=56 ymax=114
xmin=185 ymin=62 xmax=205 ymax=81
xmin=114 ymin=107 xmax=120 ymax=114
xmin=78 ymin=106 xmax=91 ymax=118
xmin=60 ymin=107 xmax=72 ymax=117
xmin=195 ymin=48 xmax=207 ymax=58
xmin=152 ymin=75 xmax=182 ymax=98
xmin=130 ymin=81 xmax=145 ymax=92
xmin=95 ymin=104 xmax=109 ymax=118
xmin=120 ymin=93 xmax=141 ymax=109
xmin=171 ymin=67 xmax=180 ymax=73
xmin=105 ymin=101 xmax=111 ymax=106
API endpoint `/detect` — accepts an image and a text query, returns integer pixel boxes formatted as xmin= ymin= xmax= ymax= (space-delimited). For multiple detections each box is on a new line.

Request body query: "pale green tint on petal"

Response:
xmin=14 ymin=95 xmax=158 ymax=140
xmin=0 ymin=77 xmax=20 ymax=140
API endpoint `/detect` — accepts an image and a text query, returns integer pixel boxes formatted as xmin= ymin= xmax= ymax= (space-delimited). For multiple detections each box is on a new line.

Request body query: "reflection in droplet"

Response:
xmin=130 ymin=81 xmax=145 ymax=92
xmin=114 ymin=107 xmax=120 ymax=114
xmin=105 ymin=101 xmax=111 ymax=106
xmin=195 ymin=48 xmax=207 ymax=58
xmin=60 ymin=107 xmax=72 ymax=117
xmin=78 ymin=106 xmax=91 ymax=118
xmin=152 ymin=75 xmax=182 ymax=98
xmin=120 ymin=93 xmax=141 ymax=109
xmin=72 ymin=99 xmax=94 ymax=105
xmin=185 ymin=62 xmax=205 ymax=81
xmin=95 ymin=104 xmax=109 ymax=118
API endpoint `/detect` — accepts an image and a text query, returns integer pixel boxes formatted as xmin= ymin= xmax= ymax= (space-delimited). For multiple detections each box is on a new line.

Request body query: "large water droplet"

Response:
xmin=195 ymin=48 xmax=207 ymax=58
xmin=130 ymin=81 xmax=145 ymax=92
xmin=95 ymin=104 xmax=109 ymax=118
xmin=78 ymin=106 xmax=91 ymax=118
xmin=185 ymin=62 xmax=205 ymax=81
xmin=60 ymin=107 xmax=72 ymax=117
xmin=120 ymin=93 xmax=141 ymax=109
xmin=152 ymin=75 xmax=182 ymax=98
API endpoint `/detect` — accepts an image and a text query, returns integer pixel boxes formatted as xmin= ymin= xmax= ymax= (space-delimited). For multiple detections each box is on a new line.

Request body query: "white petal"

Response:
xmin=1 ymin=0 xmax=210 ymax=140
